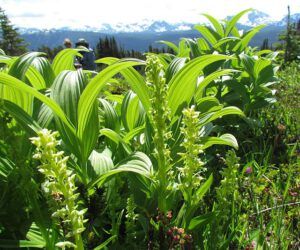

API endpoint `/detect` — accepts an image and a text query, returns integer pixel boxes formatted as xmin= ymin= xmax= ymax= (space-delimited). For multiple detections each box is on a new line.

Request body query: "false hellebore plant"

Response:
xmin=31 ymin=129 xmax=86 ymax=249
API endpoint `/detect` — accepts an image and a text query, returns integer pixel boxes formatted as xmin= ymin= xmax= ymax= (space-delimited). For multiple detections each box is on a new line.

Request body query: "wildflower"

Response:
xmin=31 ymin=129 xmax=86 ymax=249
xmin=245 ymin=167 xmax=253 ymax=174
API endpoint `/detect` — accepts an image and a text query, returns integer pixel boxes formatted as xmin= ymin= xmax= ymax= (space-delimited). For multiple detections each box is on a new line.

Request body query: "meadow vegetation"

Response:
xmin=0 ymin=9 xmax=299 ymax=249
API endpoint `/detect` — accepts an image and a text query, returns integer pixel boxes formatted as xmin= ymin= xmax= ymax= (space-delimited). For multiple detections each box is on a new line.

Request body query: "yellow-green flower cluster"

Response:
xmin=179 ymin=106 xmax=204 ymax=188
xmin=30 ymin=129 xmax=86 ymax=249
xmin=146 ymin=54 xmax=172 ymax=154
xmin=146 ymin=54 xmax=172 ymax=211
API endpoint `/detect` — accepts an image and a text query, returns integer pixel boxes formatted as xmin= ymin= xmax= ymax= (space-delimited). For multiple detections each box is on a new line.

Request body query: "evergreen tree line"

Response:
xmin=0 ymin=7 xmax=27 ymax=56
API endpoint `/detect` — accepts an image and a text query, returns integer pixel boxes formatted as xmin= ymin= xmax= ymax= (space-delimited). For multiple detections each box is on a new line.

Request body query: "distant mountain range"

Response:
xmin=20 ymin=10 xmax=300 ymax=52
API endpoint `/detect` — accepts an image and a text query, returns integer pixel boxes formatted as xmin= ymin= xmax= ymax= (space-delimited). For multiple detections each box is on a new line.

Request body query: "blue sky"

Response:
xmin=1 ymin=0 xmax=299 ymax=29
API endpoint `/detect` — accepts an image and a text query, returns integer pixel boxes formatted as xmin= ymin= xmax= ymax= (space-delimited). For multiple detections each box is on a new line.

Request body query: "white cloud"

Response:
xmin=0 ymin=0 xmax=299 ymax=29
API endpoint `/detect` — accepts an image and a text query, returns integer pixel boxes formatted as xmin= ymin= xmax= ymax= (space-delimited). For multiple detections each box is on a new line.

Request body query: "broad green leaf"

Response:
xmin=32 ymin=57 xmax=55 ymax=87
xmin=100 ymin=128 xmax=132 ymax=155
xmin=240 ymin=54 xmax=255 ymax=79
xmin=195 ymin=69 xmax=235 ymax=100
xmin=51 ymin=70 xmax=86 ymax=125
xmin=202 ymin=13 xmax=224 ymax=37
xmin=52 ymin=48 xmax=84 ymax=76
xmin=36 ymin=103 xmax=53 ymax=128
xmin=200 ymin=133 xmax=238 ymax=150
xmin=165 ymin=57 xmax=187 ymax=83
xmin=8 ymin=52 xmax=44 ymax=80
xmin=51 ymin=70 xmax=92 ymax=160
xmin=121 ymin=91 xmax=145 ymax=131
xmin=0 ymin=240 xmax=45 ymax=248
xmin=194 ymin=25 xmax=218 ymax=46
xmin=213 ymin=37 xmax=240 ymax=50
xmin=157 ymin=40 xmax=179 ymax=53
xmin=225 ymin=9 xmax=252 ymax=36
xmin=0 ymin=73 xmax=75 ymax=134
xmin=183 ymin=38 xmax=201 ymax=58
xmin=168 ymin=54 xmax=231 ymax=120
xmin=1 ymin=52 xmax=43 ymax=114
xmin=26 ymin=66 xmax=46 ymax=90
xmin=99 ymin=98 xmax=120 ymax=131
xmin=253 ymin=59 xmax=274 ymax=85
xmin=1 ymin=99 xmax=41 ymax=135
xmin=178 ymin=39 xmax=190 ymax=57
xmin=199 ymin=106 xmax=244 ymax=126
xmin=100 ymin=128 xmax=123 ymax=144
xmin=88 ymin=152 xmax=153 ymax=189
xmin=123 ymin=125 xmax=145 ymax=143
xmin=88 ymin=149 xmax=114 ymax=181
xmin=77 ymin=59 xmax=143 ymax=142
xmin=196 ymin=97 xmax=221 ymax=113
xmin=197 ymin=38 xmax=211 ymax=51
xmin=96 ymin=57 xmax=150 ymax=112
xmin=233 ymin=25 xmax=265 ymax=52
xmin=0 ymin=223 xmax=46 ymax=248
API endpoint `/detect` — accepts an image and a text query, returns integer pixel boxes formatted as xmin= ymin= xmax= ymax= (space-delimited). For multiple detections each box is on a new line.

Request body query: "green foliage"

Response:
xmin=0 ymin=10 xmax=298 ymax=250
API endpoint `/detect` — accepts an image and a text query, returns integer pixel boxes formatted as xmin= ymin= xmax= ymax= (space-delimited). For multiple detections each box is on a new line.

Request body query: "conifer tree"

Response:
xmin=283 ymin=6 xmax=300 ymax=62
xmin=0 ymin=7 xmax=27 ymax=55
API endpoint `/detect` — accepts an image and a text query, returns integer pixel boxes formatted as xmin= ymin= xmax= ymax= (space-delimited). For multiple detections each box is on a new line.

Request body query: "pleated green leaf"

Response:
xmin=196 ymin=97 xmax=221 ymax=113
xmin=200 ymin=133 xmax=238 ymax=150
xmin=197 ymin=38 xmax=211 ymax=51
xmin=99 ymin=98 xmax=120 ymax=131
xmin=123 ymin=125 xmax=145 ymax=143
xmin=77 ymin=60 xmax=143 ymax=142
xmin=165 ymin=57 xmax=187 ymax=83
xmin=195 ymin=69 xmax=235 ymax=100
xmin=52 ymin=48 xmax=83 ymax=76
xmin=199 ymin=106 xmax=244 ymax=127
xmin=0 ymin=73 xmax=75 ymax=133
xmin=26 ymin=66 xmax=46 ymax=90
xmin=51 ymin=70 xmax=86 ymax=126
xmin=8 ymin=52 xmax=44 ymax=80
xmin=88 ymin=152 xmax=153 ymax=189
xmin=157 ymin=40 xmax=179 ymax=53
xmin=96 ymin=57 xmax=150 ymax=111
xmin=225 ymin=9 xmax=252 ymax=36
xmin=202 ymin=13 xmax=224 ymax=37
xmin=51 ymin=70 xmax=89 ymax=159
xmin=194 ymin=25 xmax=218 ymax=46
xmin=233 ymin=25 xmax=265 ymax=52
xmin=2 ymin=53 xmax=43 ymax=114
xmin=1 ymin=99 xmax=41 ymax=135
xmin=168 ymin=54 xmax=231 ymax=120
xmin=32 ymin=57 xmax=55 ymax=87
xmin=121 ymin=91 xmax=145 ymax=132
xmin=88 ymin=149 xmax=114 ymax=180
xmin=36 ymin=103 xmax=53 ymax=128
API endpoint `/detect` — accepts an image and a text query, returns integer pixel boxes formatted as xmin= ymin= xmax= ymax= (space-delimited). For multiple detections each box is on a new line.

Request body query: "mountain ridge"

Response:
xmin=20 ymin=10 xmax=299 ymax=52
xmin=18 ymin=10 xmax=300 ymax=34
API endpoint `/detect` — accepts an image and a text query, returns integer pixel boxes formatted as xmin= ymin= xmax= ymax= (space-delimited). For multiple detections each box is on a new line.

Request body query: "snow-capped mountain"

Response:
xmin=237 ymin=10 xmax=276 ymax=27
xmin=18 ymin=20 xmax=194 ymax=34
xmin=18 ymin=10 xmax=299 ymax=35
xmin=276 ymin=13 xmax=300 ymax=26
